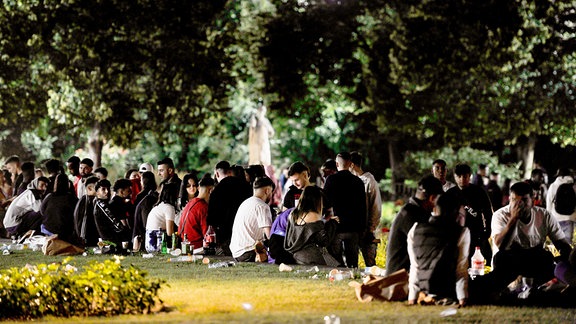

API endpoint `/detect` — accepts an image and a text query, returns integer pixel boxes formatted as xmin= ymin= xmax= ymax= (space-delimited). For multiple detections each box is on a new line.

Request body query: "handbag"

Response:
xmin=43 ymin=234 xmax=84 ymax=256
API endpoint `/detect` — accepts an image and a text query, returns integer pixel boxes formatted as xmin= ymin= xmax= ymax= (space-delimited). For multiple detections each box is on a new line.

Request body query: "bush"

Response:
xmin=0 ymin=256 xmax=164 ymax=320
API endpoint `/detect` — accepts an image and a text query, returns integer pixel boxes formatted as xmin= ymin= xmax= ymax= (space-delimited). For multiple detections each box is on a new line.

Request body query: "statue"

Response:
xmin=248 ymin=99 xmax=275 ymax=166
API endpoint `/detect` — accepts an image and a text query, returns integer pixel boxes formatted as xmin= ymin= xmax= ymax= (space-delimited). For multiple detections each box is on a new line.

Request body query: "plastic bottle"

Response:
xmin=203 ymin=225 xmax=216 ymax=255
xmin=169 ymin=255 xmax=194 ymax=262
xmin=207 ymin=261 xmax=235 ymax=269
xmin=471 ymin=246 xmax=485 ymax=276
xmin=328 ymin=269 xmax=354 ymax=282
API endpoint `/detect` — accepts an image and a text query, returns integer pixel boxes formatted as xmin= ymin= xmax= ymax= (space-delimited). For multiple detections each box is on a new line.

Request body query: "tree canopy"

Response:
xmin=0 ymin=0 xmax=575 ymax=178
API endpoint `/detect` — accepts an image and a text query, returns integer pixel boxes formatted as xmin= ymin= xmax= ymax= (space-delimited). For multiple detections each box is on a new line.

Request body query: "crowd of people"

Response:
xmin=387 ymin=159 xmax=576 ymax=306
xmin=1 ymin=152 xmax=576 ymax=306
xmin=0 ymin=152 xmax=380 ymax=270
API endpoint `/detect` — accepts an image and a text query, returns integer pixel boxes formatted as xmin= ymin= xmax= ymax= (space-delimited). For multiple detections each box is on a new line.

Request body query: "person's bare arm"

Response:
xmin=493 ymin=201 xmax=522 ymax=249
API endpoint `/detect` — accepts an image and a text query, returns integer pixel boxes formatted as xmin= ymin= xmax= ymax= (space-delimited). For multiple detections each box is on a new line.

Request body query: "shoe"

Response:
xmin=254 ymin=241 xmax=268 ymax=262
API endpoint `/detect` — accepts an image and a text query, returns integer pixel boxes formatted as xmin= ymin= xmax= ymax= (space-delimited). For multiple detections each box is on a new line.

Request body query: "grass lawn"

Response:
xmin=1 ymin=247 xmax=576 ymax=323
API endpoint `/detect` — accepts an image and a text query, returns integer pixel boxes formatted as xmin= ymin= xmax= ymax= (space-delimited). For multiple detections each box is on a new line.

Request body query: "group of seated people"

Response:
xmin=4 ymin=152 xmax=576 ymax=306
xmin=385 ymin=161 xmax=576 ymax=306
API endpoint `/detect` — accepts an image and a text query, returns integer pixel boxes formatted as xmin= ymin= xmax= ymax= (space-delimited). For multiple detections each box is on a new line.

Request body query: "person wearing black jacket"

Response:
xmin=93 ymin=179 xmax=130 ymax=249
xmin=323 ymin=152 xmax=366 ymax=268
xmin=207 ymin=161 xmax=252 ymax=256
xmin=73 ymin=176 xmax=99 ymax=246
xmin=41 ymin=173 xmax=79 ymax=244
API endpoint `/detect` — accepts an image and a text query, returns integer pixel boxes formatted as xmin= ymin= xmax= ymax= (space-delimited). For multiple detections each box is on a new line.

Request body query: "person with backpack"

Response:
xmin=546 ymin=168 xmax=576 ymax=243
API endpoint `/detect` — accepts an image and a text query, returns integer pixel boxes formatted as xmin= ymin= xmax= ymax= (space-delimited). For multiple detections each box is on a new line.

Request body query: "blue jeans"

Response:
xmin=559 ymin=221 xmax=574 ymax=244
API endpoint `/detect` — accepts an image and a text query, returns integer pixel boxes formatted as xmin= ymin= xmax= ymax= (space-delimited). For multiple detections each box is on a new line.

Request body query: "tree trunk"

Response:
xmin=521 ymin=135 xmax=536 ymax=179
xmin=88 ymin=122 xmax=103 ymax=167
xmin=388 ymin=138 xmax=403 ymax=200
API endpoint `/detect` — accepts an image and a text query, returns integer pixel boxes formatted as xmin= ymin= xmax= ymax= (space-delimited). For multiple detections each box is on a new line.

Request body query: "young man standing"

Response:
xmin=323 ymin=152 xmax=366 ymax=268
xmin=207 ymin=161 xmax=252 ymax=255
xmin=350 ymin=151 xmax=382 ymax=267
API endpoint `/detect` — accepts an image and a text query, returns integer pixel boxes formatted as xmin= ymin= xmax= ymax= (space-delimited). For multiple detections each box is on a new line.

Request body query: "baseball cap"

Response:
xmin=139 ymin=162 xmax=154 ymax=173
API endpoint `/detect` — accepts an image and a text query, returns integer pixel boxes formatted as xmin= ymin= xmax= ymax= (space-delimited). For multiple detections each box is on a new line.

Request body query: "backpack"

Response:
xmin=554 ymin=183 xmax=576 ymax=215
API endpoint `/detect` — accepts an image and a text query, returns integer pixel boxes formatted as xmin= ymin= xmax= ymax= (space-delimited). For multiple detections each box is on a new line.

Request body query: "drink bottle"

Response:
xmin=203 ymin=225 xmax=216 ymax=255
xmin=471 ymin=246 xmax=485 ymax=276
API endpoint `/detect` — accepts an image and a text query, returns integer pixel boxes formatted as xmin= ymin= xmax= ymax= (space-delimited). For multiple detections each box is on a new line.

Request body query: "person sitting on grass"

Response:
xmin=74 ymin=176 xmax=100 ymax=246
xmin=144 ymin=183 xmax=179 ymax=252
xmin=229 ymin=176 xmax=275 ymax=262
xmin=488 ymin=181 xmax=571 ymax=296
xmin=3 ymin=176 xmax=48 ymax=238
xmin=93 ymin=179 xmax=130 ymax=250
xmin=284 ymin=186 xmax=340 ymax=267
xmin=41 ymin=173 xmax=79 ymax=244
xmin=179 ymin=175 xmax=215 ymax=251
xmin=407 ymin=192 xmax=470 ymax=307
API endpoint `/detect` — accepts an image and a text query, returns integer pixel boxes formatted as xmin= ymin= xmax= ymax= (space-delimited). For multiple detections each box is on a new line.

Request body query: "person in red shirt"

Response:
xmin=179 ymin=175 xmax=215 ymax=250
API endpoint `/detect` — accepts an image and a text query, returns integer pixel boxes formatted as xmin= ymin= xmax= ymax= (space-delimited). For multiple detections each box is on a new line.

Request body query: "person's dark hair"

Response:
xmin=231 ymin=164 xmax=247 ymax=179
xmin=531 ymin=168 xmax=544 ymax=178
xmin=45 ymin=159 xmax=60 ymax=175
xmin=454 ymin=164 xmax=472 ymax=176
xmin=418 ymin=175 xmax=444 ymax=196
xmin=80 ymin=158 xmax=94 ymax=167
xmin=180 ymin=172 xmax=200 ymax=207
xmin=113 ymin=178 xmax=132 ymax=192
xmin=253 ymin=176 xmax=275 ymax=191
xmin=85 ymin=176 xmax=99 ymax=187
xmin=215 ymin=160 xmax=231 ymax=172
xmin=288 ymin=162 xmax=309 ymax=177
xmin=350 ymin=151 xmax=364 ymax=168
xmin=158 ymin=182 xmax=179 ymax=207
xmin=36 ymin=176 xmax=50 ymax=186
xmin=336 ymin=152 xmax=351 ymax=161
xmin=478 ymin=163 xmax=487 ymax=169
xmin=432 ymin=159 xmax=447 ymax=167
xmin=53 ymin=173 xmax=70 ymax=194
xmin=66 ymin=156 xmax=80 ymax=165
xmin=292 ymin=186 xmax=323 ymax=222
xmin=512 ymin=181 xmax=533 ymax=197
xmin=157 ymin=157 xmax=175 ymax=169
xmin=435 ymin=191 xmax=463 ymax=222
xmin=199 ymin=173 xmax=215 ymax=187
xmin=246 ymin=165 xmax=265 ymax=184
xmin=141 ymin=171 xmax=157 ymax=192
xmin=21 ymin=162 xmax=35 ymax=182
xmin=95 ymin=179 xmax=111 ymax=192
xmin=4 ymin=155 xmax=20 ymax=165
xmin=322 ymin=159 xmax=337 ymax=171
xmin=2 ymin=170 xmax=12 ymax=186
xmin=94 ymin=167 xmax=108 ymax=178
xmin=125 ymin=168 xmax=138 ymax=179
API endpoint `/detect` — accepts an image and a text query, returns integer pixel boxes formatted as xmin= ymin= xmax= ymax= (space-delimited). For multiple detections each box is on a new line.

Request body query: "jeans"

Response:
xmin=330 ymin=232 xmax=359 ymax=268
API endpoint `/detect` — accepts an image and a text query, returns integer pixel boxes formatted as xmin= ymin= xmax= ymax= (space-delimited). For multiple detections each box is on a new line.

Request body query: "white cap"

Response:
xmin=139 ymin=162 xmax=154 ymax=173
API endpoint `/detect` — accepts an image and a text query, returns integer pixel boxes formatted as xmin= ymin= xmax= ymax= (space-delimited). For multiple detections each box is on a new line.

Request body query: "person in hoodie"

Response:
xmin=41 ymin=173 xmax=79 ymax=243
xmin=73 ymin=176 xmax=99 ymax=246
xmin=3 ymin=176 xmax=49 ymax=237
xmin=546 ymin=168 xmax=576 ymax=242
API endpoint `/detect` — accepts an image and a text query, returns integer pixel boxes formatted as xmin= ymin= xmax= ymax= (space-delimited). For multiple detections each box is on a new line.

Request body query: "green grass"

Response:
xmin=1 ymin=248 xmax=576 ymax=323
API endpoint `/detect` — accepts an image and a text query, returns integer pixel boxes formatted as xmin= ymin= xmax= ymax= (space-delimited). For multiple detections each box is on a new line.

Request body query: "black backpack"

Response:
xmin=554 ymin=183 xmax=576 ymax=215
